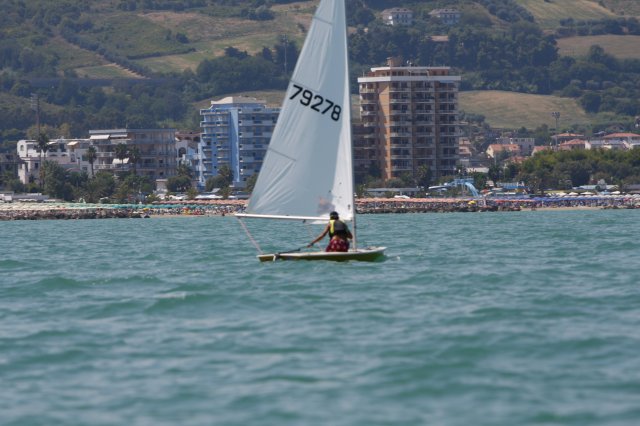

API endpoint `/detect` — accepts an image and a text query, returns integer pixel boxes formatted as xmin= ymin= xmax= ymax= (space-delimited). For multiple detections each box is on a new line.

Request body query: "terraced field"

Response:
xmin=136 ymin=3 xmax=314 ymax=73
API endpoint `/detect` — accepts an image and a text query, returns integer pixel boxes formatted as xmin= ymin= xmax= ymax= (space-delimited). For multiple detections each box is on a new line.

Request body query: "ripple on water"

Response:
xmin=1 ymin=213 xmax=640 ymax=425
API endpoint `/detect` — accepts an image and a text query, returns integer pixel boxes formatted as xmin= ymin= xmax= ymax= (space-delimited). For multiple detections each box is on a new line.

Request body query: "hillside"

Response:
xmin=1 ymin=0 xmax=639 ymax=141
xmin=459 ymin=91 xmax=590 ymax=130
xmin=557 ymin=35 xmax=640 ymax=59
xmin=136 ymin=3 xmax=316 ymax=73
xmin=516 ymin=0 xmax=614 ymax=30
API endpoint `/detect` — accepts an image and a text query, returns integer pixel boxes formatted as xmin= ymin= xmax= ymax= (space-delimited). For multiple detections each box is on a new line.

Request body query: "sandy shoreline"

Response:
xmin=1 ymin=197 xmax=637 ymax=220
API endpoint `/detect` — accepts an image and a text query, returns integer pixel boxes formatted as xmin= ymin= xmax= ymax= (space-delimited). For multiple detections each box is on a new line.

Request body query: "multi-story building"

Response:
xmin=17 ymin=138 xmax=90 ymax=184
xmin=175 ymin=131 xmax=204 ymax=187
xmin=381 ymin=8 xmax=413 ymax=26
xmin=88 ymin=128 xmax=176 ymax=181
xmin=496 ymin=136 xmax=535 ymax=156
xmin=356 ymin=59 xmax=461 ymax=182
xmin=428 ymin=8 xmax=461 ymax=25
xmin=200 ymin=96 xmax=279 ymax=188
xmin=486 ymin=144 xmax=520 ymax=159
xmin=559 ymin=139 xmax=587 ymax=151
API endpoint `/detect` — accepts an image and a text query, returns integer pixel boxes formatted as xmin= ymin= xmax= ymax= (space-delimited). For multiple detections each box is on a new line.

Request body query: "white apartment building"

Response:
xmin=200 ymin=96 xmax=279 ymax=189
xmin=176 ymin=131 xmax=204 ymax=187
xmin=17 ymin=138 xmax=90 ymax=184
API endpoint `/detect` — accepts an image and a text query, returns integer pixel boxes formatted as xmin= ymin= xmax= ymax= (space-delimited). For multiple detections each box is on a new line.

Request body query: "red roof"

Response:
xmin=604 ymin=133 xmax=640 ymax=139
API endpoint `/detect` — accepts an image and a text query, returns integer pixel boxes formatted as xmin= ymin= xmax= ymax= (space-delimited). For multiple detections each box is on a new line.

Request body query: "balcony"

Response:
xmin=389 ymin=132 xmax=412 ymax=138
xmin=389 ymin=87 xmax=411 ymax=93
xmin=390 ymin=98 xmax=410 ymax=104
xmin=361 ymin=110 xmax=377 ymax=116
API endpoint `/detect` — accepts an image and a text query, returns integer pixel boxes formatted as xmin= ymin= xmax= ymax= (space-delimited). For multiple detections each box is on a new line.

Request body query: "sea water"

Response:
xmin=1 ymin=210 xmax=640 ymax=425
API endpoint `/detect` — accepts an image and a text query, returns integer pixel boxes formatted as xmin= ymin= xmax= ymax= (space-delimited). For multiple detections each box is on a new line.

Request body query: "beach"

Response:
xmin=1 ymin=195 xmax=638 ymax=220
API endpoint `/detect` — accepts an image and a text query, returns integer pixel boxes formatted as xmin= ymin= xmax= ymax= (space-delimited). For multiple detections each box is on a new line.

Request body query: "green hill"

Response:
xmin=557 ymin=35 xmax=640 ymax=59
xmin=459 ymin=91 xmax=590 ymax=129
xmin=516 ymin=0 xmax=614 ymax=29
xmin=0 ymin=0 xmax=638 ymax=140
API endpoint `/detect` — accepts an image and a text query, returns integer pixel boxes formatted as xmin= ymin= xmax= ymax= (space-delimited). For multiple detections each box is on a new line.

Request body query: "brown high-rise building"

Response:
xmin=355 ymin=59 xmax=460 ymax=184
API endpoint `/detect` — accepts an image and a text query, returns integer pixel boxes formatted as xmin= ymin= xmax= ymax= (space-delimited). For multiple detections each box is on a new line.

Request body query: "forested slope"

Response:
xmin=0 ymin=0 xmax=639 ymax=145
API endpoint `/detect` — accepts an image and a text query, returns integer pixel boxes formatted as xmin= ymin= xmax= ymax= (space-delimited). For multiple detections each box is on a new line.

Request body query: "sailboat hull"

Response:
xmin=258 ymin=247 xmax=386 ymax=262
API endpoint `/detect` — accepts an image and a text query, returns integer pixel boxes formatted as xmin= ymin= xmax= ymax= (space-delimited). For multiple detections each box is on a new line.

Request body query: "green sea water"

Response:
xmin=2 ymin=210 xmax=640 ymax=425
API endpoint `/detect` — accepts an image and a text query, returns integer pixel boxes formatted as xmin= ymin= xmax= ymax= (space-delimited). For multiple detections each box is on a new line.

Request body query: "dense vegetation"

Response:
xmin=515 ymin=149 xmax=640 ymax=193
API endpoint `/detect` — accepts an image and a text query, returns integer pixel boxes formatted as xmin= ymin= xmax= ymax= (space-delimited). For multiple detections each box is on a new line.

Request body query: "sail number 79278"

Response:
xmin=289 ymin=84 xmax=342 ymax=122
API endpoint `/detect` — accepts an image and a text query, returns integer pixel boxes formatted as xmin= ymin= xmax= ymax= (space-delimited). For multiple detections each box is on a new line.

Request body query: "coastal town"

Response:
xmin=1 ymin=5 xmax=640 ymax=219
xmin=2 ymin=59 xmax=640 ymax=220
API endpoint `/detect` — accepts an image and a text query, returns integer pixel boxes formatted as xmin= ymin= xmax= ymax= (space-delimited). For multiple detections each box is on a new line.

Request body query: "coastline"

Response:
xmin=1 ymin=197 xmax=637 ymax=220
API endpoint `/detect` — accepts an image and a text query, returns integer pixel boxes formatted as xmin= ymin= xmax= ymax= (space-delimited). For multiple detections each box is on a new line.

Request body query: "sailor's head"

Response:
xmin=330 ymin=211 xmax=339 ymax=220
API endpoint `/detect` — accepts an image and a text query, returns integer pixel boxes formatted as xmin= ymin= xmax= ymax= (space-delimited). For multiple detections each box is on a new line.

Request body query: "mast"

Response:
xmin=342 ymin=0 xmax=357 ymax=250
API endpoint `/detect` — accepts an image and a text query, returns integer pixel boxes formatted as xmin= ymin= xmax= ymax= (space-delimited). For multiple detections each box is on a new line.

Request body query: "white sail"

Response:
xmin=242 ymin=0 xmax=354 ymax=221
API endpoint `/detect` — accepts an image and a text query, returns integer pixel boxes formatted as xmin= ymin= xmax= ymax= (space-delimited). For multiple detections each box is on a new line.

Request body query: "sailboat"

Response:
xmin=236 ymin=0 xmax=385 ymax=262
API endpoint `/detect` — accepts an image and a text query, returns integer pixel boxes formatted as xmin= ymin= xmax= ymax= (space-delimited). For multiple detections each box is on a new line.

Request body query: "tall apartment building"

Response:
xmin=200 ymin=96 xmax=279 ymax=188
xmin=88 ymin=128 xmax=176 ymax=181
xmin=356 ymin=60 xmax=461 ymax=182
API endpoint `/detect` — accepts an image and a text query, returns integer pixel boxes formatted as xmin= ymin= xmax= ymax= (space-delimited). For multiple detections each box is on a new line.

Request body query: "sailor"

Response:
xmin=308 ymin=211 xmax=353 ymax=252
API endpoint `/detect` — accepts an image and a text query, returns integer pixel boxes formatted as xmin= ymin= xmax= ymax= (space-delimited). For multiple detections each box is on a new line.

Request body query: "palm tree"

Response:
xmin=128 ymin=146 xmax=141 ymax=176
xmin=85 ymin=145 xmax=97 ymax=178
xmin=35 ymin=132 xmax=50 ymax=189
xmin=114 ymin=143 xmax=129 ymax=174
xmin=177 ymin=163 xmax=193 ymax=178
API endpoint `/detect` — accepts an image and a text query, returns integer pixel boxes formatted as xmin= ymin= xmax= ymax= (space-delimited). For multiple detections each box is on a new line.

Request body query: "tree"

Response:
xmin=416 ymin=165 xmax=432 ymax=188
xmin=177 ymin=163 xmax=193 ymax=178
xmin=205 ymin=164 xmax=234 ymax=192
xmin=218 ymin=164 xmax=233 ymax=186
xmin=35 ymin=132 xmax=50 ymax=189
xmin=85 ymin=145 xmax=97 ymax=177
xmin=114 ymin=143 xmax=128 ymax=173
xmin=43 ymin=161 xmax=73 ymax=201
xmin=166 ymin=175 xmax=192 ymax=193
xmin=245 ymin=173 xmax=258 ymax=193
xmin=128 ymin=146 xmax=141 ymax=175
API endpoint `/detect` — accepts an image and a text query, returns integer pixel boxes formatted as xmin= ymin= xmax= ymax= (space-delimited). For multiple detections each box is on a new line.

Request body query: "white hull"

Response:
xmin=258 ymin=247 xmax=386 ymax=262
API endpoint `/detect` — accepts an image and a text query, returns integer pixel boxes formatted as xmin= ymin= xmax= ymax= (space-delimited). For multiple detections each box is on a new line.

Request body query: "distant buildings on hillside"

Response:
xmin=428 ymin=9 xmax=461 ymax=25
xmin=9 ymin=93 xmax=640 ymax=193
xmin=485 ymin=131 xmax=640 ymax=160
xmin=381 ymin=8 xmax=413 ymax=26
xmin=380 ymin=7 xmax=461 ymax=27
